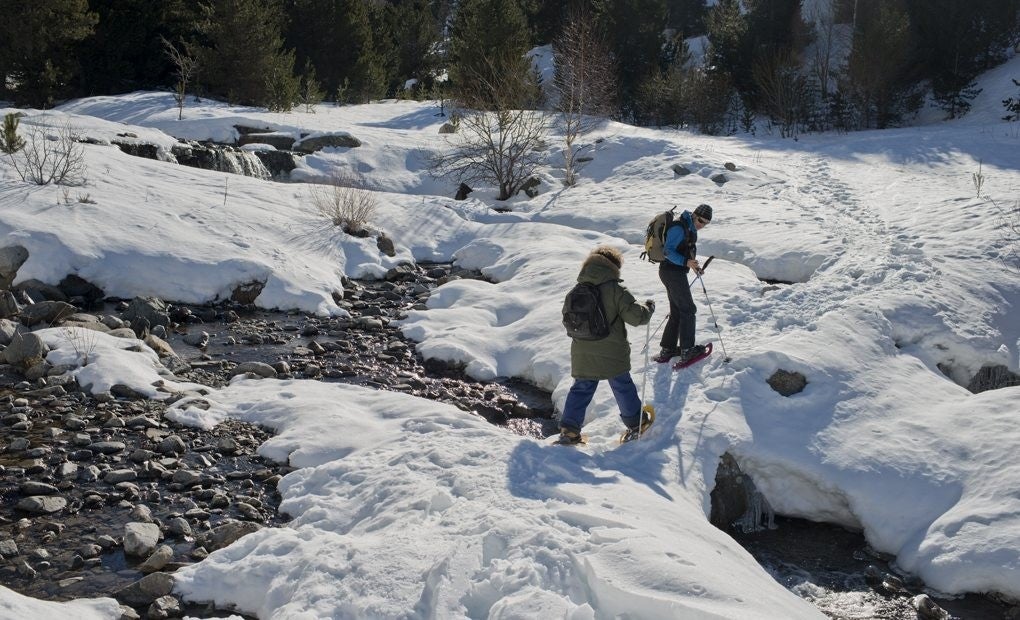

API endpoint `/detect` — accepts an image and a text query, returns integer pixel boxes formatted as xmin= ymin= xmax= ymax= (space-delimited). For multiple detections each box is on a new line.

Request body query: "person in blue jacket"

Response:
xmin=653 ymin=203 xmax=712 ymax=363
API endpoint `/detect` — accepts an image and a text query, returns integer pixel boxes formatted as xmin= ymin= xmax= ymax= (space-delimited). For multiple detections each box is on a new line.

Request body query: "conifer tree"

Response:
xmin=75 ymin=0 xmax=203 ymax=97
xmin=198 ymin=0 xmax=298 ymax=108
xmin=449 ymin=0 xmax=534 ymax=109
xmin=386 ymin=0 xmax=442 ymax=96
xmin=0 ymin=0 xmax=97 ymax=107
xmin=600 ymin=0 xmax=668 ymax=119
xmin=286 ymin=0 xmax=387 ymax=103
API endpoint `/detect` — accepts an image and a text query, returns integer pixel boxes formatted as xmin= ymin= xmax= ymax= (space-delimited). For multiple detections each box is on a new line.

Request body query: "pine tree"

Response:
xmin=386 ymin=0 xmax=442 ymax=96
xmin=199 ymin=0 xmax=298 ymax=107
xmin=844 ymin=0 xmax=915 ymax=129
xmin=449 ymin=0 xmax=535 ymax=109
xmin=74 ymin=0 xmax=203 ymax=97
xmin=1004 ymin=79 xmax=1020 ymax=122
xmin=600 ymin=0 xmax=668 ymax=120
xmin=1 ymin=113 xmax=25 ymax=155
xmin=286 ymin=0 xmax=387 ymax=103
xmin=0 ymin=0 xmax=98 ymax=107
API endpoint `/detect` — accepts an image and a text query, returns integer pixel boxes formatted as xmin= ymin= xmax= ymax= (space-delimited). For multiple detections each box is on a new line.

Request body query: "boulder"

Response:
xmin=20 ymin=300 xmax=77 ymax=326
xmin=231 ymin=280 xmax=264 ymax=305
xmin=123 ymin=297 xmax=170 ymax=330
xmin=293 ymin=132 xmax=361 ymax=153
xmin=767 ymin=369 xmax=808 ymax=396
xmin=0 ymin=290 xmax=20 ymax=319
xmin=3 ymin=331 xmax=48 ymax=367
xmin=0 ymin=245 xmax=29 ymax=290
xmin=123 ymin=522 xmax=161 ymax=557
xmin=58 ymin=274 xmax=105 ymax=307
xmin=201 ymin=520 xmax=261 ymax=551
xmin=237 ymin=132 xmax=296 ymax=150
xmin=113 ymin=572 xmax=174 ymax=606
xmin=15 ymin=278 xmax=67 ymax=302
xmin=376 ymin=233 xmax=396 ymax=257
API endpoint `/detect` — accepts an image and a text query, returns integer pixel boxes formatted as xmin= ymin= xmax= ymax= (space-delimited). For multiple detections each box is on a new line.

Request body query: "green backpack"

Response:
xmin=640 ymin=207 xmax=678 ymax=263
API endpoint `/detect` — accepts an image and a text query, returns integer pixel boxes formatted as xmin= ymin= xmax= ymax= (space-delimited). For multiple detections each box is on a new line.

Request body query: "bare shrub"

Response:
xmin=161 ymin=36 xmax=198 ymax=121
xmin=62 ymin=326 xmax=98 ymax=366
xmin=310 ymin=171 xmax=378 ymax=235
xmin=553 ymin=10 xmax=617 ymax=186
xmin=9 ymin=121 xmax=87 ymax=186
xmin=430 ymin=53 xmax=548 ymax=201
xmin=993 ymin=198 xmax=1019 ymax=274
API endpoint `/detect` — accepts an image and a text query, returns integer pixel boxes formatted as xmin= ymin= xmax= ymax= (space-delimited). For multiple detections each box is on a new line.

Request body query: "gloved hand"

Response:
xmin=645 ymin=299 xmax=655 ymax=313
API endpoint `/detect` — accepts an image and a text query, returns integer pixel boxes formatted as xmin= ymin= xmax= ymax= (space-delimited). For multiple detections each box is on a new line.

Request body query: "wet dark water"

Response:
xmin=734 ymin=517 xmax=1015 ymax=619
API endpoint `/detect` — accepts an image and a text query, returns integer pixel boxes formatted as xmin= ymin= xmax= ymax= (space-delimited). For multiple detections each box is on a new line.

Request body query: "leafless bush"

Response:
xmin=972 ymin=161 xmax=986 ymax=198
xmin=430 ymin=53 xmax=548 ymax=201
xmin=62 ymin=326 xmax=98 ymax=366
xmin=993 ymin=198 xmax=1019 ymax=273
xmin=753 ymin=52 xmax=809 ymax=139
xmin=310 ymin=171 xmax=378 ymax=235
xmin=9 ymin=121 xmax=87 ymax=186
xmin=553 ymin=10 xmax=617 ymax=186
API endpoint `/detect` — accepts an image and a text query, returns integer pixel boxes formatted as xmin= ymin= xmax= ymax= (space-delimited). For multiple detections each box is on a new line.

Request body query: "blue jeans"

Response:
xmin=560 ymin=372 xmax=642 ymax=431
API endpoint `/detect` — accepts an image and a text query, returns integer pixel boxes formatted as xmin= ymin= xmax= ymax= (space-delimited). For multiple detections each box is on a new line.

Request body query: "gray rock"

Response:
xmin=0 ymin=245 xmax=29 ymax=290
xmin=16 ymin=496 xmax=67 ymax=514
xmin=147 ymin=594 xmax=182 ymax=619
xmin=3 ymin=331 xmax=48 ymax=368
xmin=57 ymin=462 xmax=78 ymax=478
xmin=0 ymin=291 xmax=20 ymax=320
xmin=124 ymin=522 xmax=161 ymax=557
xmin=171 ymin=470 xmax=203 ymax=486
xmin=90 ymin=441 xmax=127 ymax=454
xmin=166 ymin=517 xmax=192 ymax=537
xmin=158 ymin=435 xmax=187 ymax=455
xmin=231 ymin=281 xmax=264 ymax=305
xmin=293 ymin=132 xmax=361 ymax=153
xmin=111 ymin=384 xmax=148 ymax=400
xmin=711 ymin=173 xmax=728 ymax=184
xmin=182 ymin=331 xmax=209 ymax=348
xmin=671 ymin=164 xmax=692 ymax=177
xmin=202 ymin=520 xmax=261 ymax=551
xmin=967 ymin=364 xmax=1020 ymax=394
xmin=0 ymin=539 xmax=19 ymax=557
xmin=104 ymin=469 xmax=138 ymax=484
xmin=122 ymin=297 xmax=170 ymax=330
xmin=229 ymin=361 xmax=277 ymax=379
xmin=137 ymin=545 xmax=173 ymax=574
xmin=767 ymin=369 xmax=808 ymax=396
xmin=15 ymin=279 xmax=67 ymax=301
xmin=113 ymin=572 xmax=174 ymax=606
xmin=19 ymin=481 xmax=59 ymax=495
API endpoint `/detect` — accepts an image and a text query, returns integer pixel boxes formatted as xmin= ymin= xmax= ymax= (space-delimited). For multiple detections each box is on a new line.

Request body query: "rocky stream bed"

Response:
xmin=1 ymin=261 xmax=1016 ymax=619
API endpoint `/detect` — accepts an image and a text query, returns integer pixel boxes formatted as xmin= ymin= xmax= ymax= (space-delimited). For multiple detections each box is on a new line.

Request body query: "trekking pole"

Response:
xmin=692 ymin=271 xmax=731 ymax=363
xmin=639 ymin=319 xmax=654 ymax=439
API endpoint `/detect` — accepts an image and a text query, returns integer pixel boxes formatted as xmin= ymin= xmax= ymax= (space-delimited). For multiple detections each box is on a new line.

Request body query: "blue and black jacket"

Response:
xmin=663 ymin=210 xmax=697 ymax=271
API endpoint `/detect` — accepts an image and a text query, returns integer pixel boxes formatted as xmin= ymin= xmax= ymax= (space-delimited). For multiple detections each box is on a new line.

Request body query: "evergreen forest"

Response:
xmin=1 ymin=0 xmax=1018 ymax=134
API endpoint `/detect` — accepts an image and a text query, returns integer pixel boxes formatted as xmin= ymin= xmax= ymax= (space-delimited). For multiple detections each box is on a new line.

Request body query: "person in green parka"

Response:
xmin=558 ymin=245 xmax=655 ymax=444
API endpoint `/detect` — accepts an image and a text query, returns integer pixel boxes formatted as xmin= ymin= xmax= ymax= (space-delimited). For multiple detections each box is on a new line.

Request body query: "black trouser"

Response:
xmin=659 ymin=262 xmax=696 ymax=352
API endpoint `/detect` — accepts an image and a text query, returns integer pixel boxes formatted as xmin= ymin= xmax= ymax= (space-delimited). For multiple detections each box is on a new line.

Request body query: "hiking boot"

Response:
xmin=556 ymin=427 xmax=585 ymax=445
xmin=621 ymin=408 xmax=654 ymax=443
xmin=678 ymin=345 xmax=707 ymax=363
xmin=652 ymin=348 xmax=677 ymax=363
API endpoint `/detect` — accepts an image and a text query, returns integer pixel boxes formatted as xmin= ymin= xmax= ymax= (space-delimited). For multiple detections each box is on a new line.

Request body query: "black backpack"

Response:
xmin=562 ymin=282 xmax=611 ymax=340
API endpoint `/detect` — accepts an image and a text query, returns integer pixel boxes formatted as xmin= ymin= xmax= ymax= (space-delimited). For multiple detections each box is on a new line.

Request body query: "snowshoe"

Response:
xmin=673 ymin=343 xmax=712 ymax=371
xmin=553 ymin=428 xmax=587 ymax=446
xmin=620 ymin=405 xmax=656 ymax=444
xmin=652 ymin=348 xmax=677 ymax=364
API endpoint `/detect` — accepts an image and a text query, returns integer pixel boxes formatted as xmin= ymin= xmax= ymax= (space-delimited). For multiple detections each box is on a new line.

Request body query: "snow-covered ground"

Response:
xmin=1 ymin=53 xmax=1018 ymax=619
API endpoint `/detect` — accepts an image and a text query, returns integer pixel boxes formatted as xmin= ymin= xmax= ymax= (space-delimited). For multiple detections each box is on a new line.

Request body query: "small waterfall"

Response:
xmin=168 ymin=142 xmax=275 ymax=180
xmin=218 ymin=149 xmax=271 ymax=180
